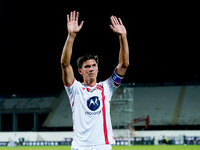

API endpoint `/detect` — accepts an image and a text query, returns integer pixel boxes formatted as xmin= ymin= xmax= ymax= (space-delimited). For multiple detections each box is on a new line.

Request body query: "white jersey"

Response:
xmin=64 ymin=76 xmax=118 ymax=146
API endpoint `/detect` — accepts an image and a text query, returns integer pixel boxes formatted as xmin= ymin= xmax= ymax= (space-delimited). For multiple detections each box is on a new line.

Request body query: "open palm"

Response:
xmin=110 ymin=16 xmax=127 ymax=36
xmin=67 ymin=11 xmax=84 ymax=34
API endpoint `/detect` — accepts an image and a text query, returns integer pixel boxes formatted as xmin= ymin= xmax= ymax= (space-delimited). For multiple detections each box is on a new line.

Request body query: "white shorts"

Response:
xmin=71 ymin=144 xmax=112 ymax=150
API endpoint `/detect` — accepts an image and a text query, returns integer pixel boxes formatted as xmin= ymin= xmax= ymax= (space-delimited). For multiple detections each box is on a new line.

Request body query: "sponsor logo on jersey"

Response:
xmin=87 ymin=96 xmax=100 ymax=111
xmin=85 ymin=110 xmax=102 ymax=115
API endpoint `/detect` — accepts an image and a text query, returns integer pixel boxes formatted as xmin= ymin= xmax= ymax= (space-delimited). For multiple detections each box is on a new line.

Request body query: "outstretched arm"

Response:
xmin=61 ymin=11 xmax=84 ymax=86
xmin=110 ymin=16 xmax=129 ymax=77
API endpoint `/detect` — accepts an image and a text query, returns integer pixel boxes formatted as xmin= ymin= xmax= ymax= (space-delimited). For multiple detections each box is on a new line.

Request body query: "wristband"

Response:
xmin=111 ymin=71 xmax=124 ymax=85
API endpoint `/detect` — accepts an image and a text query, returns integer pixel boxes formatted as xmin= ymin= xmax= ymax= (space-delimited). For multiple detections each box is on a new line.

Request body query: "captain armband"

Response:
xmin=111 ymin=71 xmax=124 ymax=86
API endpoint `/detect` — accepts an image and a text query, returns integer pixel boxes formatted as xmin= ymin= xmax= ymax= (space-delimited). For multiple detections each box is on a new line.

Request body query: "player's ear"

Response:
xmin=78 ymin=68 xmax=83 ymax=75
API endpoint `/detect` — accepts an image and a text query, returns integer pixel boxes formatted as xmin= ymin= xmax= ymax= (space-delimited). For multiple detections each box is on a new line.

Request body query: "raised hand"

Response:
xmin=110 ymin=16 xmax=127 ymax=36
xmin=67 ymin=11 xmax=84 ymax=34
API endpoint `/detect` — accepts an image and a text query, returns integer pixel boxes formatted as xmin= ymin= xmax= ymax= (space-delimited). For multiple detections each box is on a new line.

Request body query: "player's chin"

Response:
xmin=89 ymin=77 xmax=96 ymax=82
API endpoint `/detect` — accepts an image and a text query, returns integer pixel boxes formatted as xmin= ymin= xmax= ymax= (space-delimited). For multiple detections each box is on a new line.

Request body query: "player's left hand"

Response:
xmin=110 ymin=16 xmax=127 ymax=36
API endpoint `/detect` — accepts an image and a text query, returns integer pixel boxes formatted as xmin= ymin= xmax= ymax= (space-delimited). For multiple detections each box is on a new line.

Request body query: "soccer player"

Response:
xmin=61 ymin=11 xmax=129 ymax=150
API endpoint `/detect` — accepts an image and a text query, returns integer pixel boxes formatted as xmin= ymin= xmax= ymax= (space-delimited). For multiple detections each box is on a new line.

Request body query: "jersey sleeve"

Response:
xmin=103 ymin=76 xmax=119 ymax=98
xmin=64 ymin=78 xmax=78 ymax=106
xmin=107 ymin=77 xmax=118 ymax=93
xmin=102 ymin=70 xmax=124 ymax=98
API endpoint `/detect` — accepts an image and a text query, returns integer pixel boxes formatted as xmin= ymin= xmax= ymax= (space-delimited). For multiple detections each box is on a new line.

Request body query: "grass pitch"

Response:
xmin=0 ymin=145 xmax=199 ymax=150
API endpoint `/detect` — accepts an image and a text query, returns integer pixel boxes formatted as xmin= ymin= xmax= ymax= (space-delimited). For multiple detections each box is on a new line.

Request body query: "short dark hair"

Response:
xmin=77 ymin=54 xmax=99 ymax=69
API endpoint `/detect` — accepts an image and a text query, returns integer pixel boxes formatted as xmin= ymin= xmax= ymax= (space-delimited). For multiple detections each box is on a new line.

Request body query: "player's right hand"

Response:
xmin=67 ymin=11 xmax=84 ymax=34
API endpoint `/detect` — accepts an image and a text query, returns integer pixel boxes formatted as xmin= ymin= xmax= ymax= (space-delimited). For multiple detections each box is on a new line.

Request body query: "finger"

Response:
xmin=77 ymin=21 xmax=84 ymax=31
xmin=73 ymin=11 xmax=76 ymax=21
xmin=111 ymin=16 xmax=116 ymax=25
xmin=70 ymin=11 xmax=73 ymax=21
xmin=110 ymin=25 xmax=116 ymax=32
xmin=67 ymin=14 xmax=69 ymax=23
xmin=110 ymin=16 xmax=115 ymax=26
xmin=114 ymin=16 xmax=119 ymax=24
xmin=118 ymin=18 xmax=123 ymax=25
xmin=76 ymin=12 xmax=79 ymax=22
xmin=79 ymin=21 xmax=84 ymax=29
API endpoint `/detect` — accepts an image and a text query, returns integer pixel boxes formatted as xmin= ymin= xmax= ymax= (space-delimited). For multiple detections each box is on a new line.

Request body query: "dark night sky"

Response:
xmin=0 ymin=1 xmax=198 ymax=95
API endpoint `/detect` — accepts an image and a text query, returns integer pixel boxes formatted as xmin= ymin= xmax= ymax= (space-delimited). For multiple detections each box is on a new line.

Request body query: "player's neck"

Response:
xmin=83 ymin=79 xmax=97 ymax=86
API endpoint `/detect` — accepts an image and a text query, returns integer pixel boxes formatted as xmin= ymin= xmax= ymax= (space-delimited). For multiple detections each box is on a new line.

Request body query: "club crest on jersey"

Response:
xmin=87 ymin=96 xmax=100 ymax=111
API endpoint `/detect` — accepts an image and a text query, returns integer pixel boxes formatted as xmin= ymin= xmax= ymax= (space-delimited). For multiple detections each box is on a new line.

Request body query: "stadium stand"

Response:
xmin=43 ymin=85 xmax=200 ymax=129
xmin=178 ymin=86 xmax=200 ymax=125
xmin=0 ymin=96 xmax=56 ymax=131
xmin=0 ymin=97 xmax=55 ymax=113
xmin=1 ymin=85 xmax=200 ymax=131
xmin=43 ymin=91 xmax=73 ymax=127
xmin=134 ymin=86 xmax=181 ymax=126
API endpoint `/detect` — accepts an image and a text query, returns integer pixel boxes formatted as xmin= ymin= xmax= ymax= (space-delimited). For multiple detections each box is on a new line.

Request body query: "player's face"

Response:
xmin=79 ymin=59 xmax=98 ymax=83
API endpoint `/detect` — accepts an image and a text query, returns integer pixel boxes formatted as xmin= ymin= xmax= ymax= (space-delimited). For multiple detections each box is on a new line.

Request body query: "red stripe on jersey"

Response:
xmin=101 ymin=88 xmax=109 ymax=144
